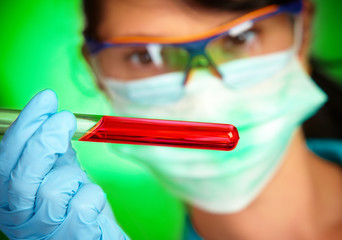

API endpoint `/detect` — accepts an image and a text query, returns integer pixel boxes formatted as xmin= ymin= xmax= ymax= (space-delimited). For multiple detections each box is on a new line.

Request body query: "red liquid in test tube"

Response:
xmin=79 ymin=116 xmax=239 ymax=151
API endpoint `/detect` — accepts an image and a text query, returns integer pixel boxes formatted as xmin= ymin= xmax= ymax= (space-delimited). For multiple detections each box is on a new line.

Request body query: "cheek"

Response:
xmin=260 ymin=28 xmax=293 ymax=53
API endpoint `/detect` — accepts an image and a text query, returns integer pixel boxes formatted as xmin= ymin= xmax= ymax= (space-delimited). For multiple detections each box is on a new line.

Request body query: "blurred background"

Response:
xmin=0 ymin=0 xmax=341 ymax=239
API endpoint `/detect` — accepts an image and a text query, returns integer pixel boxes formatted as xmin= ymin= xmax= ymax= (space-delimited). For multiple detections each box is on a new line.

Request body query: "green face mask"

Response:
xmin=106 ymin=53 xmax=327 ymax=213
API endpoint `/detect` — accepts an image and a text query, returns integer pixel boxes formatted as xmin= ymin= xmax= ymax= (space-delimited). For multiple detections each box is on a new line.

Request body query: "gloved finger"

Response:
xmin=53 ymin=143 xmax=80 ymax=168
xmin=0 ymin=89 xmax=57 ymax=179
xmin=0 ymin=90 xmax=57 ymax=206
xmin=0 ymin=207 xmax=33 ymax=240
xmin=52 ymin=183 xmax=106 ymax=240
xmin=27 ymin=165 xmax=88 ymax=237
xmin=95 ymin=201 xmax=129 ymax=239
xmin=97 ymin=214 xmax=129 ymax=240
xmin=8 ymin=111 xmax=76 ymax=211
xmin=0 ymin=164 xmax=90 ymax=239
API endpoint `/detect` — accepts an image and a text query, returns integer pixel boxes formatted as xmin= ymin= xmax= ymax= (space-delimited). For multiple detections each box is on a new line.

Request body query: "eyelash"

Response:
xmin=125 ymin=50 xmax=153 ymax=65
xmin=230 ymin=29 xmax=259 ymax=45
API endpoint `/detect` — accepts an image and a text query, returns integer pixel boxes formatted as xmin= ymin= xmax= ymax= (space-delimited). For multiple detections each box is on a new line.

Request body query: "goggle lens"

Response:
xmin=96 ymin=46 xmax=190 ymax=80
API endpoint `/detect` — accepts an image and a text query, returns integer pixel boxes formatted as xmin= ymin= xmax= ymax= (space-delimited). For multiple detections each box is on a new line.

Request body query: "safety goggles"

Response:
xmin=87 ymin=0 xmax=302 ymax=85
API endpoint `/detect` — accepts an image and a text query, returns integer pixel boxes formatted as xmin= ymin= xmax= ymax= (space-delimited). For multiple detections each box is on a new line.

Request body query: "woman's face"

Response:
xmin=94 ymin=0 xmax=295 ymax=81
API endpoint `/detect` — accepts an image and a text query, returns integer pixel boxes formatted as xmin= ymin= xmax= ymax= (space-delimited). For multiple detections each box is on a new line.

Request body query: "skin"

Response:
xmin=94 ymin=0 xmax=342 ymax=239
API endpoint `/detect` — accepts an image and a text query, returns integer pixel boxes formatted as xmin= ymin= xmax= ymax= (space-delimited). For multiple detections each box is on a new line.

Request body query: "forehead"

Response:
xmin=97 ymin=0 xmax=242 ymax=40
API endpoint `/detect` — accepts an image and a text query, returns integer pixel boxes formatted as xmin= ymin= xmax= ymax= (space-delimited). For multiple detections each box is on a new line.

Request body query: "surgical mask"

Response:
xmin=98 ymin=50 xmax=327 ymax=213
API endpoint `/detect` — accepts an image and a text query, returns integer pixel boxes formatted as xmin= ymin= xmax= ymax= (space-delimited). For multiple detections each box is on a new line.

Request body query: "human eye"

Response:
xmin=230 ymin=29 xmax=257 ymax=46
xmin=219 ymin=29 xmax=258 ymax=51
xmin=126 ymin=49 xmax=153 ymax=66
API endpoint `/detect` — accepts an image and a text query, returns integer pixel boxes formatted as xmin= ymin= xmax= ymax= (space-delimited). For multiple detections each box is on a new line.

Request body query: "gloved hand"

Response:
xmin=0 ymin=90 xmax=129 ymax=240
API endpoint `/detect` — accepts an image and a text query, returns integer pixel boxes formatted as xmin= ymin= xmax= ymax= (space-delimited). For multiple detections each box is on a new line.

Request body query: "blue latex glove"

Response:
xmin=0 ymin=90 xmax=129 ymax=240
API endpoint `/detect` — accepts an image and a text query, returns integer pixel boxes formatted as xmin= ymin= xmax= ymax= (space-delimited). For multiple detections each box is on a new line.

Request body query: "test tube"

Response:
xmin=0 ymin=109 xmax=239 ymax=151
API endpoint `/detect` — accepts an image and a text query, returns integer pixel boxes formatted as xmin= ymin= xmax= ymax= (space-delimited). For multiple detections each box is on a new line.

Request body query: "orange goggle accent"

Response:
xmin=86 ymin=1 xmax=302 ymax=54
xmin=107 ymin=5 xmax=280 ymax=44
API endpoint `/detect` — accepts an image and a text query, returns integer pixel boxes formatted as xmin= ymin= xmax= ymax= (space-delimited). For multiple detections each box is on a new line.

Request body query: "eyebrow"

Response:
xmin=105 ymin=5 xmax=279 ymax=44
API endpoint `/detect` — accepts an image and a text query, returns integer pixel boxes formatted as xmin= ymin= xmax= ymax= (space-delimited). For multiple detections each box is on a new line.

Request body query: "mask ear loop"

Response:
xmin=88 ymin=55 xmax=113 ymax=98
xmin=292 ymin=13 xmax=304 ymax=58
xmin=288 ymin=12 xmax=312 ymax=74
xmin=89 ymin=56 xmax=131 ymax=108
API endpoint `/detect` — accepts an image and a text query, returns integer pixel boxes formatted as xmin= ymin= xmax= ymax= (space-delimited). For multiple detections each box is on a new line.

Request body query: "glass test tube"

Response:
xmin=0 ymin=109 xmax=239 ymax=151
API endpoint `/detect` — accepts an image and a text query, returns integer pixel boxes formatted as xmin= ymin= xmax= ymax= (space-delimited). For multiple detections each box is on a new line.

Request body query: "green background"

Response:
xmin=0 ymin=0 xmax=341 ymax=239
xmin=310 ymin=0 xmax=342 ymax=85
xmin=0 ymin=1 xmax=184 ymax=239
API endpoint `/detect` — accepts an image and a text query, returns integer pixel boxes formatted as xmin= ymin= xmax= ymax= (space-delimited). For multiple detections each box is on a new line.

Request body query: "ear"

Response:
xmin=298 ymin=0 xmax=314 ymax=72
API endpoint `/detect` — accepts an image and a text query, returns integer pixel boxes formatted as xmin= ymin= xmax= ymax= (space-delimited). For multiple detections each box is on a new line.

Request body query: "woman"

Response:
xmin=1 ymin=0 xmax=342 ymax=239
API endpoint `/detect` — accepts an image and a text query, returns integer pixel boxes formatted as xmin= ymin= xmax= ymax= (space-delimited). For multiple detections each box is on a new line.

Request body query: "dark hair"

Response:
xmin=184 ymin=0 xmax=294 ymax=11
xmin=83 ymin=0 xmax=102 ymax=39
xmin=83 ymin=0 xmax=295 ymax=39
